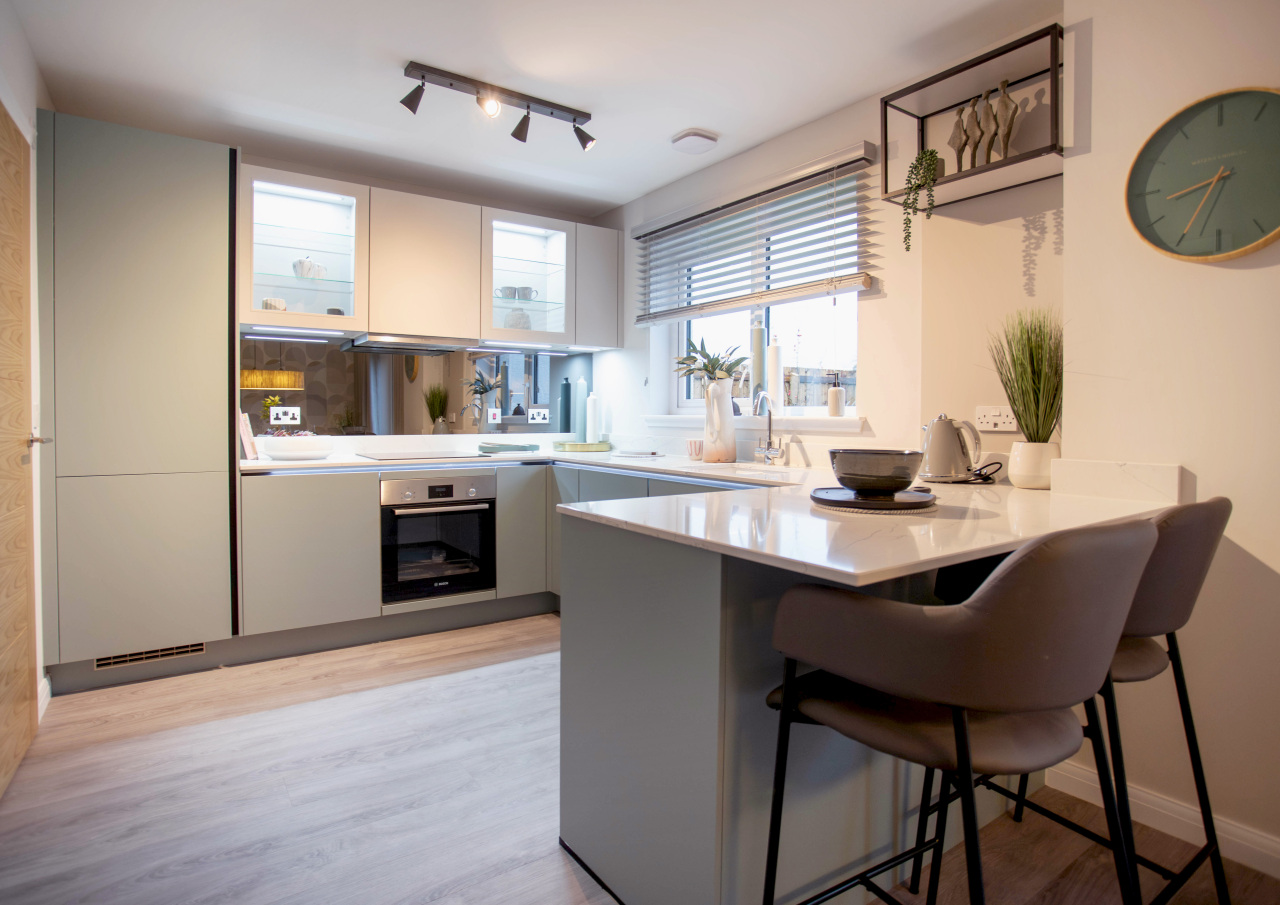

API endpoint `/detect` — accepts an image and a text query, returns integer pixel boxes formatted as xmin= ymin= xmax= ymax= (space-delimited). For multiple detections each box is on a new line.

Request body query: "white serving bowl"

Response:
xmin=258 ymin=435 xmax=334 ymax=461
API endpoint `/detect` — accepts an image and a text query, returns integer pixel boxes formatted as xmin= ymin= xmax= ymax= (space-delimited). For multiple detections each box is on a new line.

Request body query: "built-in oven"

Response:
xmin=380 ymin=473 xmax=497 ymax=604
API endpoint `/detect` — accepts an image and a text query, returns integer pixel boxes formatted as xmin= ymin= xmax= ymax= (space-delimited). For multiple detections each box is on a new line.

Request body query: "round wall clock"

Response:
xmin=1126 ymin=87 xmax=1280 ymax=262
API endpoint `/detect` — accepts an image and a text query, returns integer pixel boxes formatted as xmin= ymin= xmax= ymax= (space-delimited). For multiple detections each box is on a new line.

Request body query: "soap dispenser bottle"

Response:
xmin=827 ymin=372 xmax=845 ymax=417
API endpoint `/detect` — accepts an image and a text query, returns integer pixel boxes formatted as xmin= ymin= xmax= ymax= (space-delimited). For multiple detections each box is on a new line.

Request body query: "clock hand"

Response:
xmin=1166 ymin=168 xmax=1234 ymax=200
xmin=1183 ymin=165 xmax=1226 ymax=236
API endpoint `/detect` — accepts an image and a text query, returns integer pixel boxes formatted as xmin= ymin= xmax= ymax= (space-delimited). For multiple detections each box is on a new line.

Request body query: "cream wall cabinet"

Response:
xmin=369 ymin=188 xmax=481 ymax=340
xmin=575 ymin=223 xmax=621 ymax=348
xmin=482 ymin=207 xmax=578 ymax=345
xmin=238 ymin=165 xmax=370 ymax=333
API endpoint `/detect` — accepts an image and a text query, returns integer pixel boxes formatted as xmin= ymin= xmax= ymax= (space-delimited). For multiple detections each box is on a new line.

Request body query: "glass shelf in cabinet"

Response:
xmin=492 ymin=295 xmax=564 ymax=309
xmin=254 ymin=273 xmax=355 ymax=294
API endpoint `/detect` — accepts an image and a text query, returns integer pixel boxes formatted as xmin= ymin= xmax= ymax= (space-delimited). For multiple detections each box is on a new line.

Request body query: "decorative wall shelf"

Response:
xmin=880 ymin=24 xmax=1063 ymax=208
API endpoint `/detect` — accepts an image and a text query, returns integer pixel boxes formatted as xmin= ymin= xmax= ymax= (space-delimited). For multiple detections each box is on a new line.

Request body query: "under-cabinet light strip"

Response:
xmin=248 ymin=335 xmax=330 ymax=344
xmin=249 ymin=326 xmax=345 ymax=336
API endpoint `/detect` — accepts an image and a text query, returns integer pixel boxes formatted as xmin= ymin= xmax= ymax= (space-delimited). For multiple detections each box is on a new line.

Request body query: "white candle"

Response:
xmin=585 ymin=392 xmax=601 ymax=443
xmin=766 ymin=342 xmax=783 ymax=405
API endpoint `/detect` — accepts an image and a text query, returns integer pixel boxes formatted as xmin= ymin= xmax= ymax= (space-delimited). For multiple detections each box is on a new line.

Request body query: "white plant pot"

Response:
xmin=702 ymin=377 xmax=737 ymax=464
xmin=1008 ymin=441 xmax=1060 ymax=489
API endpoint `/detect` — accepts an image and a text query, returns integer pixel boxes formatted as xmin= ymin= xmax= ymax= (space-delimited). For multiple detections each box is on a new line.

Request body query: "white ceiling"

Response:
xmin=12 ymin=0 xmax=1060 ymax=219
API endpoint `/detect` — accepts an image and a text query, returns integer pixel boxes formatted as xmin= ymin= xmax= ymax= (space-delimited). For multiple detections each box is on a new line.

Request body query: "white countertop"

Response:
xmin=558 ymin=481 xmax=1167 ymax=588
xmin=240 ymin=448 xmax=816 ymax=488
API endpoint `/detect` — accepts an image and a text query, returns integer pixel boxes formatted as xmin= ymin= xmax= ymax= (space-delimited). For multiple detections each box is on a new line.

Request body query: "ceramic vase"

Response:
xmin=431 ymin=417 xmax=448 ymax=435
xmin=1008 ymin=440 xmax=1060 ymax=489
xmin=703 ymin=377 xmax=737 ymax=463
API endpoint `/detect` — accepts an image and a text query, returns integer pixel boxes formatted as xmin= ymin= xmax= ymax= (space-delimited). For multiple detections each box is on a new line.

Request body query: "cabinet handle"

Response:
xmin=392 ymin=503 xmax=491 ymax=516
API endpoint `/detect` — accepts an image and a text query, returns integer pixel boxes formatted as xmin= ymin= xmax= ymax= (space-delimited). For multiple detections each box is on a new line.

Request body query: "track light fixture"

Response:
xmin=400 ymin=61 xmax=595 ymax=150
xmin=572 ymin=121 xmax=596 ymax=152
xmin=511 ymin=107 xmax=531 ymax=143
xmin=400 ymin=78 xmax=425 ymax=114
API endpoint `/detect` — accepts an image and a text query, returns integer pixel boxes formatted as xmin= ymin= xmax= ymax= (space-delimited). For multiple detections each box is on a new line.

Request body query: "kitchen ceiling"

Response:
xmin=11 ymin=0 xmax=1060 ymax=219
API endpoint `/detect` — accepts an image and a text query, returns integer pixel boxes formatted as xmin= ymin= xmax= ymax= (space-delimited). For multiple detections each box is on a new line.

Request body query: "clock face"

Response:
xmin=1126 ymin=88 xmax=1280 ymax=262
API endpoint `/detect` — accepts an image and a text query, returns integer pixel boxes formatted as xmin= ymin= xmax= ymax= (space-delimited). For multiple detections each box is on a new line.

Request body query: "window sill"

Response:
xmin=647 ymin=413 xmax=869 ymax=435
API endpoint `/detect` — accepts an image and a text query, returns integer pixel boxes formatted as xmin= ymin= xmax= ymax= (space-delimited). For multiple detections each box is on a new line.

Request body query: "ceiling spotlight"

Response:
xmin=400 ymin=79 xmax=425 ymax=114
xmin=511 ymin=108 xmax=531 ymax=143
xmin=400 ymin=62 xmax=593 ymax=150
xmin=573 ymin=122 xmax=596 ymax=152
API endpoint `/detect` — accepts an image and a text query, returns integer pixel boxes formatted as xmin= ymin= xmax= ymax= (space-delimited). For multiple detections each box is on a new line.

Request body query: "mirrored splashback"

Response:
xmin=239 ymin=338 xmax=590 ymax=436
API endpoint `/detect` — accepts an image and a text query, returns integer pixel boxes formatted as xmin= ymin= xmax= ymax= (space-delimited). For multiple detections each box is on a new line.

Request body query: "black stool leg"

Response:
xmin=1012 ymin=773 xmax=1030 ymax=822
xmin=762 ymin=658 xmax=798 ymax=905
xmin=908 ymin=766 xmax=937 ymax=894
xmin=1100 ymin=676 xmax=1142 ymax=898
xmin=1084 ymin=697 xmax=1140 ymax=905
xmin=1167 ymin=633 xmax=1232 ymax=905
xmin=951 ymin=708 xmax=985 ymax=905
xmin=924 ymin=772 xmax=953 ymax=905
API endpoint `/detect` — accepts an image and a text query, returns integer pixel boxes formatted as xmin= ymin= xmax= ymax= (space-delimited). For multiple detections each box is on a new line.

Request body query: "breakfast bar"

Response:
xmin=556 ymin=481 xmax=1167 ymax=905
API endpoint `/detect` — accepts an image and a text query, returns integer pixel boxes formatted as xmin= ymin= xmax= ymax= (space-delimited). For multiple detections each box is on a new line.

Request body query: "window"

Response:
xmin=635 ymin=158 xmax=869 ymax=413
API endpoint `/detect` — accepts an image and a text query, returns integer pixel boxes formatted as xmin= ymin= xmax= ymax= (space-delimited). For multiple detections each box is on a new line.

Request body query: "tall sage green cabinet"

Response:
xmin=38 ymin=111 xmax=234 ymax=664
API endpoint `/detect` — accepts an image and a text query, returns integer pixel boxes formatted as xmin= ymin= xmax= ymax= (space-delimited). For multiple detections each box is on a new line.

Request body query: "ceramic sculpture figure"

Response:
xmin=946 ymin=107 xmax=968 ymax=172
xmin=964 ymin=97 xmax=984 ymax=169
xmin=996 ymin=79 xmax=1019 ymax=159
xmin=980 ymin=90 xmax=997 ymax=165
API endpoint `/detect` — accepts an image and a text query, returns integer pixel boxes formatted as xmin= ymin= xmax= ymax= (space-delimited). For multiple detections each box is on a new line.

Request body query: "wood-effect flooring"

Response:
xmin=0 ymin=614 xmax=610 ymax=905
xmin=0 ymin=613 xmax=1274 ymax=905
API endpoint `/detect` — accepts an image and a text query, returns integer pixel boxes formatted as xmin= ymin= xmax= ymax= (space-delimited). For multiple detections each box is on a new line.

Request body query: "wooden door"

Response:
xmin=0 ymin=101 xmax=37 ymax=798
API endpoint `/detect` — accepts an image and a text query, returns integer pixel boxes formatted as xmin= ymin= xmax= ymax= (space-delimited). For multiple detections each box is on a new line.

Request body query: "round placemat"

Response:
xmin=810 ymin=487 xmax=936 ymax=511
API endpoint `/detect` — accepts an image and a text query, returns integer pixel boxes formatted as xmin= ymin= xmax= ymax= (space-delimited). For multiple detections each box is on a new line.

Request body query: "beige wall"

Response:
xmin=1061 ymin=0 xmax=1280 ymax=844
xmin=921 ymin=178 xmax=1064 ymax=456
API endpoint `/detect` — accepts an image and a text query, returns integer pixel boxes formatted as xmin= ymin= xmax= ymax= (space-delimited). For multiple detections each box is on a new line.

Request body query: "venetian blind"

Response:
xmin=635 ymin=160 xmax=872 ymax=325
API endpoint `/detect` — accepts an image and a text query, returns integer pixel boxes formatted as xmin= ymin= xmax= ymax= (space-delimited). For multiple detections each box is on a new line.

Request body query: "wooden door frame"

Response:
xmin=0 ymin=97 xmax=38 ymax=799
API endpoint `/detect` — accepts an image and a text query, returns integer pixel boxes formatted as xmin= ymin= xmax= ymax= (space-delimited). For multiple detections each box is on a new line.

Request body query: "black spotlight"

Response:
xmin=573 ymin=123 xmax=596 ymax=151
xmin=511 ymin=108 xmax=531 ymax=143
xmin=400 ymin=79 xmax=425 ymax=114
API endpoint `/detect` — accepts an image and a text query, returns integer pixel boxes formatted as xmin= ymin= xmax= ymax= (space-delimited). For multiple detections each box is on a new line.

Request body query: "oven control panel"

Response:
xmin=380 ymin=473 xmax=497 ymax=506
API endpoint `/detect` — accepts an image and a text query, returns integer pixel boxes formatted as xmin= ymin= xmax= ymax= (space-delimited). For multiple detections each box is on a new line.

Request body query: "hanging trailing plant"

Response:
xmin=902 ymin=148 xmax=941 ymax=251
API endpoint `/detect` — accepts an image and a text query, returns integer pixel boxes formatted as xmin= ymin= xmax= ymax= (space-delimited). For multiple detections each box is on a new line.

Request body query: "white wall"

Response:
xmin=0 ymin=0 xmax=50 ymax=713
xmin=1060 ymin=0 xmax=1280 ymax=858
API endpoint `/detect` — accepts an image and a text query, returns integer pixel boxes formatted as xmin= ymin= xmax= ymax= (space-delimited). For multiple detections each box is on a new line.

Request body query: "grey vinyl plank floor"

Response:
xmin=0 ymin=615 xmax=611 ymax=905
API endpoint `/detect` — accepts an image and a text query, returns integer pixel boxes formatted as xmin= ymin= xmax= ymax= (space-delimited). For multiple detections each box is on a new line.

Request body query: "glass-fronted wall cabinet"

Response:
xmin=238 ymin=165 xmax=370 ymax=332
xmin=481 ymin=208 xmax=577 ymax=344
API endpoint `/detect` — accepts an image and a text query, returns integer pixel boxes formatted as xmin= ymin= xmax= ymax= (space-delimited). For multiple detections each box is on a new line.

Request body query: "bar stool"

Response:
xmin=983 ymin=498 xmax=1233 ymax=905
xmin=762 ymin=519 xmax=1158 ymax=905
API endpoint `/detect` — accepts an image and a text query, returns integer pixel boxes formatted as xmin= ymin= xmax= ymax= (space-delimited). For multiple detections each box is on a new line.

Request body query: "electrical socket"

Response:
xmin=975 ymin=405 xmax=1018 ymax=432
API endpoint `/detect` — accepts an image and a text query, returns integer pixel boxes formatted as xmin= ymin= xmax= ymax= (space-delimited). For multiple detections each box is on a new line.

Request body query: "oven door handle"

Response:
xmin=392 ymin=503 xmax=492 ymax=516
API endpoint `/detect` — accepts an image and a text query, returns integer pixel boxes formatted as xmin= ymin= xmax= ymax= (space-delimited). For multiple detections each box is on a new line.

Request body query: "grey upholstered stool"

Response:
xmin=990 ymin=498 xmax=1234 ymax=905
xmin=761 ymin=519 xmax=1158 ymax=905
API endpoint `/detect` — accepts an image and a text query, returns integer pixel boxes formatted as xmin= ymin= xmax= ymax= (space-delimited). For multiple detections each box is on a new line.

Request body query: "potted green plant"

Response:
xmin=463 ymin=369 xmax=503 ymax=425
xmin=988 ymin=308 xmax=1063 ymax=488
xmin=675 ymin=340 xmax=748 ymax=463
xmin=902 ymin=148 xmax=942 ymax=251
xmin=425 ymin=384 xmax=449 ymax=434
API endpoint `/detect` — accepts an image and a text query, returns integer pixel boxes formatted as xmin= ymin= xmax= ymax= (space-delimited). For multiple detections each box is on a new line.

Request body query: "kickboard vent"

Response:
xmin=94 ymin=642 xmax=206 ymax=670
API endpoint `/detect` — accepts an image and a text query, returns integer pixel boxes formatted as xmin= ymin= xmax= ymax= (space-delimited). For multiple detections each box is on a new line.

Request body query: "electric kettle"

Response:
xmin=919 ymin=413 xmax=983 ymax=482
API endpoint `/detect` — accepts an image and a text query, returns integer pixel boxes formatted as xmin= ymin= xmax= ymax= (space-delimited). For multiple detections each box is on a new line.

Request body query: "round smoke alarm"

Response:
xmin=671 ymin=128 xmax=719 ymax=154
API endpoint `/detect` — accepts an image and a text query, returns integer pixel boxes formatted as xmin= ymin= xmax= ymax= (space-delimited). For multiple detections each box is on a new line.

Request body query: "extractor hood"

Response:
xmin=341 ymin=333 xmax=478 ymax=355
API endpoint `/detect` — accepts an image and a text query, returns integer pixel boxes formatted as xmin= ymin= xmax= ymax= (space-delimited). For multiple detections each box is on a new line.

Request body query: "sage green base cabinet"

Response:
xmin=547 ymin=466 xmax=581 ymax=596
xmin=56 ymin=473 xmax=232 ymax=663
xmin=496 ymin=465 xmax=548 ymax=599
xmin=241 ymin=472 xmax=381 ymax=635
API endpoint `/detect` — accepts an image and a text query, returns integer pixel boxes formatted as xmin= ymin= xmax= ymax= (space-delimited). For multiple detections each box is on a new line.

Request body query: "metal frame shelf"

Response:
xmin=880 ymin=23 xmax=1064 ymax=209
